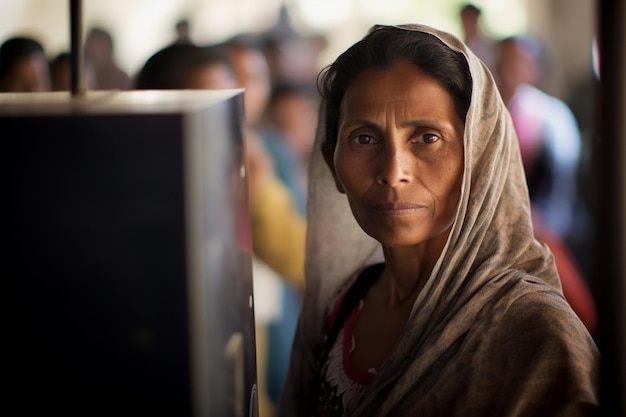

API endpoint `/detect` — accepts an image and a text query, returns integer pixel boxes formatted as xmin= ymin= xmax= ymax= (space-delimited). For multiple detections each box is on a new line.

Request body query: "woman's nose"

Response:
xmin=376 ymin=147 xmax=412 ymax=187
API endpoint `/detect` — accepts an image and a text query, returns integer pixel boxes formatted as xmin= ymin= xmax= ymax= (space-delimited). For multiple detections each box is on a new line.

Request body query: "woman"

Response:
xmin=279 ymin=24 xmax=599 ymax=417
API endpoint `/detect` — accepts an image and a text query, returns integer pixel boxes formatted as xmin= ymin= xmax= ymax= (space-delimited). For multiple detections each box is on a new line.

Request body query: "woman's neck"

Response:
xmin=381 ymin=232 xmax=450 ymax=307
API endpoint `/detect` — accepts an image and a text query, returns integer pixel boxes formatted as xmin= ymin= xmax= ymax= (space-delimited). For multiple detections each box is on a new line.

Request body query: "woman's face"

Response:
xmin=330 ymin=59 xmax=465 ymax=248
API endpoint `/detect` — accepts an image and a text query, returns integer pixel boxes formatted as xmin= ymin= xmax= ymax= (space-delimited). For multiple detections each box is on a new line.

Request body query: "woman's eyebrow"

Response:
xmin=338 ymin=119 xmax=381 ymax=131
xmin=339 ymin=118 xmax=459 ymax=135
xmin=400 ymin=118 xmax=453 ymax=131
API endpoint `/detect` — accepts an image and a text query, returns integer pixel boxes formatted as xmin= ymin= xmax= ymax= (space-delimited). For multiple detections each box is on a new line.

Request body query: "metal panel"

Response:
xmin=1 ymin=90 xmax=257 ymax=417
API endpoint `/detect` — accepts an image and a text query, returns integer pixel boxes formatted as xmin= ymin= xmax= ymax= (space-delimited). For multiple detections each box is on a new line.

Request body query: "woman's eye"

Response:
xmin=352 ymin=135 xmax=377 ymax=145
xmin=420 ymin=133 xmax=440 ymax=144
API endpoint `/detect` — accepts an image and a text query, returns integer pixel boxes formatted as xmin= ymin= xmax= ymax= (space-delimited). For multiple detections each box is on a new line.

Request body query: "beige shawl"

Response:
xmin=280 ymin=24 xmax=599 ymax=417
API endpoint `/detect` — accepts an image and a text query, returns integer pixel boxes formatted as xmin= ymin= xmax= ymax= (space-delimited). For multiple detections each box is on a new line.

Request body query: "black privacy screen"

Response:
xmin=1 ymin=90 xmax=257 ymax=417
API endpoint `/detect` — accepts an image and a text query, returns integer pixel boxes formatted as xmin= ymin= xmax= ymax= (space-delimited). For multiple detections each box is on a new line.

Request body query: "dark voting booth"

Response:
xmin=1 ymin=90 xmax=258 ymax=417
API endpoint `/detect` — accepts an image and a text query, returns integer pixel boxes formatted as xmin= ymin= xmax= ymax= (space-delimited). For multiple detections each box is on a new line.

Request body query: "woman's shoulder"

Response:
xmin=470 ymin=275 xmax=600 ymax=414
xmin=480 ymin=273 xmax=599 ymax=366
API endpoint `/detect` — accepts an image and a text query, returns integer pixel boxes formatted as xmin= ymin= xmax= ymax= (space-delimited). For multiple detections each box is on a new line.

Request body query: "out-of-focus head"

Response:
xmin=460 ymin=3 xmax=482 ymax=38
xmin=266 ymin=82 xmax=318 ymax=158
xmin=85 ymin=27 xmax=115 ymax=67
xmin=175 ymin=19 xmax=191 ymax=43
xmin=48 ymin=52 xmax=97 ymax=91
xmin=494 ymin=35 xmax=542 ymax=102
xmin=49 ymin=52 xmax=71 ymax=91
xmin=317 ymin=25 xmax=472 ymax=158
xmin=0 ymin=36 xmax=50 ymax=92
xmin=135 ymin=43 xmax=237 ymax=90
xmin=224 ymin=34 xmax=272 ymax=126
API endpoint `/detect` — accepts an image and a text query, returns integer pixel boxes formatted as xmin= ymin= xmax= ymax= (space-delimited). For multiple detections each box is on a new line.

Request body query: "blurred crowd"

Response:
xmin=0 ymin=3 xmax=599 ymax=416
xmin=460 ymin=3 xmax=597 ymax=335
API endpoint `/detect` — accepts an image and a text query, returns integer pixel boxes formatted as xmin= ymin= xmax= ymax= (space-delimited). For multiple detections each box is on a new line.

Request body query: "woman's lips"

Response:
xmin=370 ymin=202 xmax=424 ymax=216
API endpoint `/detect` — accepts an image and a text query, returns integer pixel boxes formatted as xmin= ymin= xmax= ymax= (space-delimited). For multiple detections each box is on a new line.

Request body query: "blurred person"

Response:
xmin=135 ymin=43 xmax=234 ymax=90
xmin=173 ymin=18 xmax=193 ymax=45
xmin=221 ymin=33 xmax=310 ymax=269
xmin=494 ymin=35 xmax=596 ymax=332
xmin=459 ymin=2 xmax=496 ymax=71
xmin=0 ymin=36 xmax=50 ymax=92
xmin=222 ymin=33 xmax=307 ymax=413
xmin=85 ymin=27 xmax=131 ymax=90
xmin=222 ymin=34 xmax=272 ymax=131
xmin=531 ymin=207 xmax=597 ymax=335
xmin=262 ymin=81 xmax=319 ymax=215
xmin=220 ymin=33 xmax=306 ymax=274
xmin=135 ymin=41 xmax=306 ymax=417
xmin=494 ymin=35 xmax=583 ymax=246
xmin=49 ymin=51 xmax=96 ymax=91
xmin=49 ymin=52 xmax=71 ymax=91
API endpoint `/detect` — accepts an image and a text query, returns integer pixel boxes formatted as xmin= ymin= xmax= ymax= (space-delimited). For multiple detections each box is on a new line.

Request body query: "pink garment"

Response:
xmin=508 ymin=92 xmax=544 ymax=174
xmin=532 ymin=207 xmax=597 ymax=334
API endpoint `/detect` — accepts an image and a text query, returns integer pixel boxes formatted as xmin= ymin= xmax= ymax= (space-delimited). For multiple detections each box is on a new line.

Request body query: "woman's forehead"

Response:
xmin=339 ymin=60 xmax=459 ymax=120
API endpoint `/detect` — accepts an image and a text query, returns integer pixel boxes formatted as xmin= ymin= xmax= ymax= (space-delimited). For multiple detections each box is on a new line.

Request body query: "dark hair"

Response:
xmin=0 ymin=36 xmax=45 ymax=79
xmin=317 ymin=26 xmax=472 ymax=155
xmin=135 ymin=43 xmax=232 ymax=90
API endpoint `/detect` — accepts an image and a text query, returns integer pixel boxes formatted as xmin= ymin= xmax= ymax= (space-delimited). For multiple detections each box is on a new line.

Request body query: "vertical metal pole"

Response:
xmin=595 ymin=0 xmax=626 ymax=415
xmin=70 ymin=0 xmax=86 ymax=96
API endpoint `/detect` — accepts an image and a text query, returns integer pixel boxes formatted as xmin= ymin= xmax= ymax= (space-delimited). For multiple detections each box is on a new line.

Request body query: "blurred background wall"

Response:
xmin=0 ymin=0 xmax=595 ymax=101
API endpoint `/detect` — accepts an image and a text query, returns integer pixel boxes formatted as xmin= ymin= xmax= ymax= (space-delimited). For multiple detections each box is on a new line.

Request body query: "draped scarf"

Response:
xmin=280 ymin=23 xmax=598 ymax=417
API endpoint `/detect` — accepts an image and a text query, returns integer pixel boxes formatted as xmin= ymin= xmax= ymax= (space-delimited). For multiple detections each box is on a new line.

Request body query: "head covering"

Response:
xmin=281 ymin=23 xmax=598 ymax=417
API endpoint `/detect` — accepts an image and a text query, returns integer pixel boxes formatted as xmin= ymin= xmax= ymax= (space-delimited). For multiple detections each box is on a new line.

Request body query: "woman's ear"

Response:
xmin=322 ymin=144 xmax=346 ymax=194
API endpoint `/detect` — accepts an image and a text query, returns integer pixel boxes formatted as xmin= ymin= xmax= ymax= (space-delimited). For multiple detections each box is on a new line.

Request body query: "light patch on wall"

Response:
xmin=480 ymin=0 xmax=527 ymax=38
